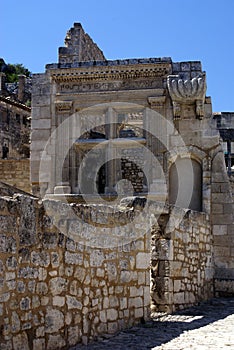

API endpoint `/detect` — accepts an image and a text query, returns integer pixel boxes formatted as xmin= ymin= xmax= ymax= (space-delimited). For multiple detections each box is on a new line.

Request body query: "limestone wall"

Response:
xmin=0 ymin=159 xmax=31 ymax=193
xmin=0 ymin=195 xmax=150 ymax=349
xmin=151 ymin=208 xmax=213 ymax=313
xmin=211 ymin=150 xmax=234 ymax=296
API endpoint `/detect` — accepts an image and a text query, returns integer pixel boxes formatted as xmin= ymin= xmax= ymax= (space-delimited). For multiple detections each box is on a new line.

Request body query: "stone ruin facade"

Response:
xmin=0 ymin=23 xmax=233 ymax=349
xmin=0 ymin=73 xmax=31 ymax=193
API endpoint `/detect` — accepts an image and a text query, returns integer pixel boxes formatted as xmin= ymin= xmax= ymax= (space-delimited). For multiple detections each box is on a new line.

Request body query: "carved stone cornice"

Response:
xmin=167 ymin=73 xmax=206 ymax=119
xmin=50 ymin=63 xmax=172 ymax=84
xmin=55 ymin=101 xmax=73 ymax=113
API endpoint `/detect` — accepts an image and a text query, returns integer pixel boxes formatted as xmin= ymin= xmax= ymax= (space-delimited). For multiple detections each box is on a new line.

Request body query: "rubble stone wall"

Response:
xmin=0 ymin=159 xmax=31 ymax=193
xmin=0 ymin=189 xmax=232 ymax=349
xmin=0 ymin=195 xmax=150 ymax=350
xmin=121 ymin=147 xmax=145 ymax=193
xmin=151 ymin=208 xmax=213 ymax=313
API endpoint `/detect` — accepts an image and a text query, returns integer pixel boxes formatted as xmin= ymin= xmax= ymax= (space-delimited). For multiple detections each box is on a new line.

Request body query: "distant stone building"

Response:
xmin=0 ymin=72 xmax=31 ymax=192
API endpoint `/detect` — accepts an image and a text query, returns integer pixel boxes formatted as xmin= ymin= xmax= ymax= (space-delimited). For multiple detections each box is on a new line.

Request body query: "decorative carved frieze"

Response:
xmin=58 ymin=79 xmax=161 ymax=93
xmin=55 ymin=101 xmax=73 ymax=114
xmin=167 ymin=73 xmax=206 ymax=119
xmin=51 ymin=63 xmax=172 ymax=84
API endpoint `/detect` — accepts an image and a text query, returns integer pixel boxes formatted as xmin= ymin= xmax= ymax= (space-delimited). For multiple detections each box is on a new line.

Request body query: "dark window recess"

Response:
xmin=23 ymin=116 xmax=28 ymax=126
xmin=16 ymin=114 xmax=21 ymax=123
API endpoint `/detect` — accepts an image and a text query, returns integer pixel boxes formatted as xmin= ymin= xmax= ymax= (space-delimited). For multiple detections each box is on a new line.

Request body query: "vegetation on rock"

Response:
xmin=0 ymin=58 xmax=31 ymax=83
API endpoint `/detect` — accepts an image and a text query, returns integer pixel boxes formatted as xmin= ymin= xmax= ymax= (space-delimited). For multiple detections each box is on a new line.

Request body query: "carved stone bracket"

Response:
xmin=167 ymin=73 xmax=206 ymax=119
xmin=55 ymin=101 xmax=73 ymax=114
xmin=148 ymin=95 xmax=166 ymax=108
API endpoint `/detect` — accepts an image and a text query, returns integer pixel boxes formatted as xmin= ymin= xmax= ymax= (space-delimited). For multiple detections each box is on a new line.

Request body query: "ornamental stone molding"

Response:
xmin=55 ymin=101 xmax=73 ymax=114
xmin=50 ymin=63 xmax=172 ymax=84
xmin=167 ymin=73 xmax=206 ymax=119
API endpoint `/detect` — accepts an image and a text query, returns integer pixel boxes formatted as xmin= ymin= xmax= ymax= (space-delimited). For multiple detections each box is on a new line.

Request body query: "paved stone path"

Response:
xmin=71 ymin=298 xmax=234 ymax=349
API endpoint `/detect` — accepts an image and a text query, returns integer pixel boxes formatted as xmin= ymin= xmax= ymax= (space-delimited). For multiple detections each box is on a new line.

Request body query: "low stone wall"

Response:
xmin=0 ymin=195 xmax=150 ymax=350
xmin=151 ymin=208 xmax=213 ymax=313
xmin=211 ymin=151 xmax=234 ymax=296
xmin=1 ymin=189 xmax=232 ymax=349
xmin=0 ymin=159 xmax=31 ymax=193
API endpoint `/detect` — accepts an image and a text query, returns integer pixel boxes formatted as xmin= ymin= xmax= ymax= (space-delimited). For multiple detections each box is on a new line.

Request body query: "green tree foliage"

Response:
xmin=0 ymin=58 xmax=31 ymax=83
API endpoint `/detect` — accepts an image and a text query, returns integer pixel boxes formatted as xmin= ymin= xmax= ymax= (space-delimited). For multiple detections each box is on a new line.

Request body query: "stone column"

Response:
xmin=54 ymin=102 xmax=73 ymax=194
xmin=147 ymin=95 xmax=167 ymax=201
xmin=70 ymin=113 xmax=81 ymax=193
xmin=104 ymin=107 xmax=118 ymax=194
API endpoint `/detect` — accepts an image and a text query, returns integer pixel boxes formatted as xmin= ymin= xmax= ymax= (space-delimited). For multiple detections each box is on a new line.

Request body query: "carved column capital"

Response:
xmin=167 ymin=73 xmax=206 ymax=119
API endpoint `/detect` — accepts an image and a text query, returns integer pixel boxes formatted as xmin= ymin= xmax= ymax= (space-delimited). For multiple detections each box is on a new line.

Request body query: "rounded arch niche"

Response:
xmin=169 ymin=157 xmax=202 ymax=211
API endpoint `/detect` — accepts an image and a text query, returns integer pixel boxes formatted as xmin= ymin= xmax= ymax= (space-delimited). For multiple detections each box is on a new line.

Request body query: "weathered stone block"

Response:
xmin=11 ymin=311 xmax=20 ymax=333
xmin=68 ymin=325 xmax=80 ymax=346
xmin=13 ymin=332 xmax=29 ymax=350
xmin=134 ymin=308 xmax=144 ymax=318
xmin=20 ymin=297 xmax=31 ymax=311
xmin=174 ymin=292 xmax=185 ymax=304
xmin=31 ymin=251 xmax=50 ymax=267
xmin=47 ymin=335 xmax=66 ymax=350
xmin=65 ymin=251 xmax=83 ymax=265
xmin=90 ymin=249 xmax=105 ymax=267
xmin=107 ymin=321 xmax=118 ymax=334
xmin=0 ymin=216 xmax=16 ymax=233
xmin=33 ymin=338 xmax=45 ymax=350
xmin=18 ymin=267 xmax=38 ymax=279
xmin=74 ymin=267 xmax=86 ymax=283
xmin=66 ymin=295 xmax=82 ymax=310
xmin=214 ymin=246 xmax=230 ymax=257
xmin=0 ymin=235 xmax=16 ymax=253
xmin=49 ymin=277 xmax=68 ymax=295
xmin=53 ymin=296 xmax=65 ymax=307
xmin=106 ymin=308 xmax=118 ymax=321
xmin=136 ymin=252 xmax=150 ymax=269
xmin=129 ymin=297 xmax=143 ymax=308
xmin=120 ymin=270 xmax=131 ymax=283
xmin=36 ymin=282 xmax=48 ymax=295
xmin=130 ymin=286 xmax=143 ymax=297
xmin=99 ymin=310 xmax=107 ymax=322
xmin=45 ymin=308 xmax=64 ymax=333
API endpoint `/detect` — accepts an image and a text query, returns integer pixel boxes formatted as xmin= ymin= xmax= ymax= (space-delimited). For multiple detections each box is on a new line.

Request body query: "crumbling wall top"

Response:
xmin=58 ymin=23 xmax=106 ymax=64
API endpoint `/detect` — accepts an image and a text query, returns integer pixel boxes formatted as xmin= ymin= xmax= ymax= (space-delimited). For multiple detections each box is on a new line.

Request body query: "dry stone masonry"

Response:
xmin=0 ymin=194 xmax=151 ymax=349
xmin=0 ymin=192 xmax=215 ymax=349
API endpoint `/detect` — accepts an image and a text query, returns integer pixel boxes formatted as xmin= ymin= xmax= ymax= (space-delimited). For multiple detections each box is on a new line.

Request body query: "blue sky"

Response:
xmin=1 ymin=0 xmax=234 ymax=112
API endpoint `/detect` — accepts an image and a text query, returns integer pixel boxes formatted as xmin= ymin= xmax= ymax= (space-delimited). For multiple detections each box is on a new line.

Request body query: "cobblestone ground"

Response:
xmin=71 ymin=298 xmax=234 ymax=349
